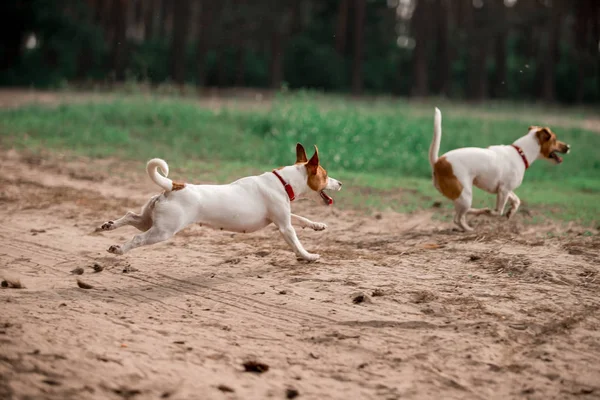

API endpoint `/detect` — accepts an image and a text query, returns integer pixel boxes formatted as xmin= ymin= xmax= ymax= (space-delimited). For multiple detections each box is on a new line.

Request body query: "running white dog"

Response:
xmin=96 ymin=144 xmax=342 ymax=261
xmin=429 ymin=108 xmax=570 ymax=231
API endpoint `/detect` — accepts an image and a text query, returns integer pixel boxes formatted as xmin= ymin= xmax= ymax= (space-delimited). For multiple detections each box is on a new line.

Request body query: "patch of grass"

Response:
xmin=0 ymin=93 xmax=598 ymax=226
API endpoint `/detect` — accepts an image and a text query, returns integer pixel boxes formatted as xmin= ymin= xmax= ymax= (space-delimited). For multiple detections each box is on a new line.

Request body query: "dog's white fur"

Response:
xmin=97 ymin=152 xmax=342 ymax=261
xmin=430 ymin=107 xmax=570 ymax=231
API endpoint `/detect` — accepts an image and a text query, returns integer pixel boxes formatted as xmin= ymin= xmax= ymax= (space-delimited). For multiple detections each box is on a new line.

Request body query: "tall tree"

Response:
xmin=434 ymin=0 xmax=451 ymax=96
xmin=110 ymin=0 xmax=128 ymax=81
xmin=541 ymin=0 xmax=562 ymax=102
xmin=270 ymin=29 xmax=284 ymax=89
xmin=466 ymin=0 xmax=488 ymax=101
xmin=234 ymin=0 xmax=248 ymax=87
xmin=143 ymin=0 xmax=157 ymax=41
xmin=335 ymin=0 xmax=350 ymax=55
xmin=269 ymin=1 xmax=296 ymax=89
xmin=196 ymin=0 xmax=215 ymax=88
xmin=572 ymin=0 xmax=598 ymax=103
xmin=492 ymin=0 xmax=508 ymax=98
xmin=411 ymin=0 xmax=430 ymax=97
xmin=595 ymin=1 xmax=600 ymax=101
xmin=170 ymin=0 xmax=191 ymax=85
xmin=351 ymin=0 xmax=366 ymax=94
xmin=158 ymin=0 xmax=171 ymax=38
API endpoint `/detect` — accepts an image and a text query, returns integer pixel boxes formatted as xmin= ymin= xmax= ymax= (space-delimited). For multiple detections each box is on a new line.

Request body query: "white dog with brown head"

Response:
xmin=97 ymin=143 xmax=342 ymax=261
xmin=430 ymin=108 xmax=570 ymax=231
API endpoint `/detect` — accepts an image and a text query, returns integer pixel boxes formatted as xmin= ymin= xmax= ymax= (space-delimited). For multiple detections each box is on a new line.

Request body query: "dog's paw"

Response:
xmin=99 ymin=221 xmax=115 ymax=231
xmin=299 ymin=253 xmax=320 ymax=262
xmin=506 ymin=209 xmax=516 ymax=220
xmin=107 ymin=245 xmax=123 ymax=255
xmin=310 ymin=222 xmax=327 ymax=231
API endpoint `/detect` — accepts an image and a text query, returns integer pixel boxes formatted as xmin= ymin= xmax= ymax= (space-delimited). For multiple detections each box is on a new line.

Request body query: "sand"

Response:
xmin=1 ymin=149 xmax=599 ymax=400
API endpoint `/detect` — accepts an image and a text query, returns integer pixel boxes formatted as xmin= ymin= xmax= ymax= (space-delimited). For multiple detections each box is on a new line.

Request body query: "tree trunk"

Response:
xmin=196 ymin=0 xmax=214 ymax=88
xmin=269 ymin=2 xmax=296 ymax=90
xmin=290 ymin=0 xmax=303 ymax=36
xmin=270 ymin=30 xmax=284 ymax=89
xmin=434 ymin=0 xmax=451 ymax=96
xmin=158 ymin=0 xmax=170 ymax=38
xmin=143 ymin=0 xmax=156 ymax=41
xmin=573 ymin=0 xmax=593 ymax=103
xmin=110 ymin=0 xmax=128 ymax=81
xmin=411 ymin=0 xmax=429 ymax=97
xmin=235 ymin=47 xmax=246 ymax=87
xmin=76 ymin=0 xmax=96 ymax=79
xmin=170 ymin=0 xmax=190 ymax=85
xmin=541 ymin=1 xmax=562 ymax=102
xmin=466 ymin=1 xmax=487 ymax=101
xmin=335 ymin=0 xmax=349 ymax=55
xmin=351 ymin=0 xmax=366 ymax=95
xmin=595 ymin=1 xmax=600 ymax=101
xmin=234 ymin=0 xmax=247 ymax=87
xmin=491 ymin=0 xmax=507 ymax=98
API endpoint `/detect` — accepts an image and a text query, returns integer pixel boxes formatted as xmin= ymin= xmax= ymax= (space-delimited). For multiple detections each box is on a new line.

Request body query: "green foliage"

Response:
xmin=244 ymin=95 xmax=600 ymax=183
xmin=129 ymin=39 xmax=171 ymax=83
xmin=285 ymin=36 xmax=346 ymax=91
xmin=0 ymin=0 xmax=106 ymax=87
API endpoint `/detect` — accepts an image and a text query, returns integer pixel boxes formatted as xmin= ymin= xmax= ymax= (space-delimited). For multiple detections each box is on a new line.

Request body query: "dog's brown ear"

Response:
xmin=296 ymin=143 xmax=308 ymax=163
xmin=306 ymin=145 xmax=319 ymax=173
xmin=536 ymin=127 xmax=552 ymax=143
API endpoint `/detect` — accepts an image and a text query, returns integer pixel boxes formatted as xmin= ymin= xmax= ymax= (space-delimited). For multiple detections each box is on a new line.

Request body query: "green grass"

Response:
xmin=1 ymin=92 xmax=598 ymax=226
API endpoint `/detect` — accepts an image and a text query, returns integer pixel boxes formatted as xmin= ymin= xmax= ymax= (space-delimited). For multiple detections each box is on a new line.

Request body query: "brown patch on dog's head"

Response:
xmin=433 ymin=157 xmax=463 ymax=200
xmin=295 ymin=143 xmax=308 ymax=164
xmin=293 ymin=144 xmax=337 ymax=205
xmin=305 ymin=145 xmax=328 ymax=192
xmin=171 ymin=181 xmax=186 ymax=191
xmin=534 ymin=127 xmax=570 ymax=164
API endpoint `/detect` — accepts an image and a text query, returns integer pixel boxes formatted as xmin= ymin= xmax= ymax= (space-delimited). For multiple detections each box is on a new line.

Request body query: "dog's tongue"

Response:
xmin=319 ymin=191 xmax=333 ymax=206
xmin=551 ymin=152 xmax=564 ymax=163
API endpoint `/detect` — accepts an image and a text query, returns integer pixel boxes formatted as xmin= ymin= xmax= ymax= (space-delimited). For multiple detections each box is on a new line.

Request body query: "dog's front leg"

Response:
xmin=493 ymin=190 xmax=510 ymax=216
xmin=290 ymin=214 xmax=327 ymax=231
xmin=506 ymin=191 xmax=521 ymax=219
xmin=271 ymin=207 xmax=320 ymax=261
xmin=277 ymin=223 xmax=320 ymax=261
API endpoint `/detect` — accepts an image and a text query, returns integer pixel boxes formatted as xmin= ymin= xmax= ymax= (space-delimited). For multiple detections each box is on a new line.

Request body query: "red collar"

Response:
xmin=511 ymin=144 xmax=529 ymax=169
xmin=272 ymin=170 xmax=295 ymax=201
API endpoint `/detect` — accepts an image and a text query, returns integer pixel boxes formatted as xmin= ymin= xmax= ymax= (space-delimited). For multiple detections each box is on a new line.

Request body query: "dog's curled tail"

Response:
xmin=429 ymin=107 xmax=442 ymax=168
xmin=146 ymin=158 xmax=173 ymax=191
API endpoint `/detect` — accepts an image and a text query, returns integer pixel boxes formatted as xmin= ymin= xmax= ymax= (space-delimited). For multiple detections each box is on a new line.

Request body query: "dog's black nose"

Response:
xmin=339 ymin=181 xmax=343 ymax=187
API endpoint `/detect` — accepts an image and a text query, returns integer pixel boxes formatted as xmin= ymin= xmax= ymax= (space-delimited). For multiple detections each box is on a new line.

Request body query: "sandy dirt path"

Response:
xmin=1 ymin=150 xmax=599 ymax=400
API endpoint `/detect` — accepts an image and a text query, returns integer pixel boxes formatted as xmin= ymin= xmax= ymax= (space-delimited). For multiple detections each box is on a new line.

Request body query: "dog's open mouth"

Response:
xmin=549 ymin=151 xmax=564 ymax=164
xmin=319 ymin=190 xmax=333 ymax=206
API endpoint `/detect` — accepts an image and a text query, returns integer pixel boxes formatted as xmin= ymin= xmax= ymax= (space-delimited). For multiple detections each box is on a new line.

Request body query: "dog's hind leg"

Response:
xmin=97 ymin=211 xmax=152 ymax=232
xmin=96 ymin=195 xmax=159 ymax=232
xmin=290 ymin=214 xmax=327 ymax=231
xmin=467 ymin=189 xmax=510 ymax=218
xmin=467 ymin=207 xmax=493 ymax=216
xmin=107 ymin=226 xmax=174 ymax=255
xmin=454 ymin=191 xmax=474 ymax=232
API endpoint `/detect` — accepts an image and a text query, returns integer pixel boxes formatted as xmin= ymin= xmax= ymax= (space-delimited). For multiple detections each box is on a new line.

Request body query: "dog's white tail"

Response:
xmin=429 ymin=107 xmax=442 ymax=168
xmin=146 ymin=158 xmax=173 ymax=191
